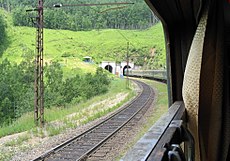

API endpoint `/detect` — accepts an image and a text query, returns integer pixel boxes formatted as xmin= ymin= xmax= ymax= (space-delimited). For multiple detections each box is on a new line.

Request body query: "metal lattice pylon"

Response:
xmin=34 ymin=0 xmax=44 ymax=127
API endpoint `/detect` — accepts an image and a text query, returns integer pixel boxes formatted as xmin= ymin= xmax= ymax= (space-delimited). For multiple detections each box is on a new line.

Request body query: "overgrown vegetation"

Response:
xmin=0 ymin=56 xmax=111 ymax=127
xmin=4 ymin=134 xmax=30 ymax=146
xmin=0 ymin=79 xmax=133 ymax=161
xmin=45 ymin=63 xmax=110 ymax=107
xmin=0 ymin=78 xmax=131 ymax=138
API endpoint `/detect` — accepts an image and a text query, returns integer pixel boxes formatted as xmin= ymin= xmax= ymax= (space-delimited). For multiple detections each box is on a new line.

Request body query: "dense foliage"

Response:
xmin=0 ymin=57 xmax=110 ymax=126
xmin=0 ymin=10 xmax=6 ymax=43
xmin=0 ymin=9 xmax=7 ymax=55
xmin=44 ymin=62 xmax=110 ymax=107
xmin=0 ymin=58 xmax=34 ymax=126
xmin=1 ymin=0 xmax=158 ymax=31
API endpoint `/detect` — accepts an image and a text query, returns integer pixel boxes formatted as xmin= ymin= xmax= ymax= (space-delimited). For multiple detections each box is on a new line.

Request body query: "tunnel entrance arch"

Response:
xmin=105 ymin=65 xmax=113 ymax=73
xmin=123 ymin=65 xmax=131 ymax=76
xmin=100 ymin=61 xmax=134 ymax=76
xmin=100 ymin=61 xmax=116 ymax=74
xmin=120 ymin=62 xmax=134 ymax=76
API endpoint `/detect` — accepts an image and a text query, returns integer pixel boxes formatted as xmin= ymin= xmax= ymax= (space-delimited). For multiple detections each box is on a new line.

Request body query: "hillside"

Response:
xmin=3 ymin=24 xmax=165 ymax=67
xmin=0 ymin=9 xmax=166 ymax=133
xmin=2 ymin=22 xmax=166 ymax=72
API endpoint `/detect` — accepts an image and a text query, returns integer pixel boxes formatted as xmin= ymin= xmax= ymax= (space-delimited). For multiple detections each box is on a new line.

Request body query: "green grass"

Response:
xmin=46 ymin=124 xmax=65 ymax=137
xmin=0 ymin=152 xmax=12 ymax=161
xmin=0 ymin=113 xmax=36 ymax=138
xmin=1 ymin=23 xmax=165 ymax=75
xmin=43 ymin=78 xmax=132 ymax=122
xmin=4 ymin=134 xmax=30 ymax=147
xmin=0 ymin=78 xmax=132 ymax=138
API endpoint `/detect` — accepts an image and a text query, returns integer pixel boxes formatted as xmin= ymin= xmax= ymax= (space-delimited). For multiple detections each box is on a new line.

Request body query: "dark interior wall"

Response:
xmin=145 ymin=0 xmax=230 ymax=159
xmin=145 ymin=0 xmax=203 ymax=104
xmin=223 ymin=1 xmax=230 ymax=160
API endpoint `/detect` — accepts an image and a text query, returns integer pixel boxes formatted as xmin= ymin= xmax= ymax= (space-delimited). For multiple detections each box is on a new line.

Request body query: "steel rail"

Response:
xmin=77 ymin=81 xmax=154 ymax=160
xmin=32 ymin=80 xmax=154 ymax=161
xmin=32 ymin=80 xmax=144 ymax=161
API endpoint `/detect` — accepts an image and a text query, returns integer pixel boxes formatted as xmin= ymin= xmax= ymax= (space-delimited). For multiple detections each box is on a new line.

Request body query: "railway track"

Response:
xmin=33 ymin=80 xmax=155 ymax=161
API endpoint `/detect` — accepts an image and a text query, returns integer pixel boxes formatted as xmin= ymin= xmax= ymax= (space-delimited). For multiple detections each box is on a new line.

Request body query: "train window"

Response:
xmin=0 ymin=1 xmax=170 ymax=160
xmin=15 ymin=0 xmax=230 ymax=160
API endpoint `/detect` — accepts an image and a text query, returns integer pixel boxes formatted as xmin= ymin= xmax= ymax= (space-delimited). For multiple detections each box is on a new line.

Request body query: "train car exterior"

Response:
xmin=125 ymin=69 xmax=167 ymax=82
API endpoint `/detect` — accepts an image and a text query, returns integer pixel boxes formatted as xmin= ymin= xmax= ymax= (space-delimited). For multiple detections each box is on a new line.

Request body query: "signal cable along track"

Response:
xmin=32 ymin=80 xmax=155 ymax=161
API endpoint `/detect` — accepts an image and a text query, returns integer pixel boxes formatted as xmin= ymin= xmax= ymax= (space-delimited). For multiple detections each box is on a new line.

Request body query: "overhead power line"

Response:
xmin=94 ymin=5 xmax=128 ymax=13
xmin=53 ymin=2 xmax=134 ymax=8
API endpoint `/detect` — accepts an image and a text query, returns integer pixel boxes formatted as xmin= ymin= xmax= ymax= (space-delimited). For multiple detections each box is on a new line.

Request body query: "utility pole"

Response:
xmin=34 ymin=0 xmax=44 ymax=127
xmin=31 ymin=1 xmax=134 ymax=127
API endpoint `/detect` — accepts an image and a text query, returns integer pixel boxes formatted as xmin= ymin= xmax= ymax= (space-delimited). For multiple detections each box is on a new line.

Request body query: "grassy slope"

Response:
xmin=0 ymin=79 xmax=132 ymax=138
xmin=1 ymin=23 xmax=165 ymax=75
xmin=0 ymin=79 xmax=135 ymax=161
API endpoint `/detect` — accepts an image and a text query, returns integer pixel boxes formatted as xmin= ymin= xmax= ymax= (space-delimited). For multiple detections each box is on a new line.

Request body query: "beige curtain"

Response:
xmin=182 ymin=4 xmax=209 ymax=160
xmin=183 ymin=0 xmax=225 ymax=160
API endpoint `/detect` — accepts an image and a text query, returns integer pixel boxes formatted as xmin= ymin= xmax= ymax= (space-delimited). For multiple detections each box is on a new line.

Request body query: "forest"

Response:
xmin=0 ymin=0 xmax=159 ymax=31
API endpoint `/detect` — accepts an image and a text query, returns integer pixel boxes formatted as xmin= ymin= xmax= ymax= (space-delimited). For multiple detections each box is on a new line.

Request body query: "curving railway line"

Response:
xmin=32 ymin=80 xmax=155 ymax=161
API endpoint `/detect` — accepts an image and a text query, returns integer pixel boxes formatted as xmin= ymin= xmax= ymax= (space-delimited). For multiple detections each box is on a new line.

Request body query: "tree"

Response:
xmin=44 ymin=61 xmax=64 ymax=106
xmin=0 ymin=9 xmax=7 ymax=55
xmin=7 ymin=0 xmax=158 ymax=31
